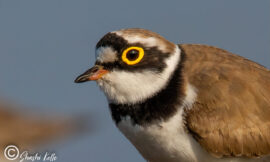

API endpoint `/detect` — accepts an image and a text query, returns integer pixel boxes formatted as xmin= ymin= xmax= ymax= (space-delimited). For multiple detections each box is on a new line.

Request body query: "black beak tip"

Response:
xmin=74 ymin=75 xmax=88 ymax=83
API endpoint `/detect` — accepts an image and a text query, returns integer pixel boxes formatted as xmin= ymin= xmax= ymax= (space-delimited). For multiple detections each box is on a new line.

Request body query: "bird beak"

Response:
xmin=74 ymin=65 xmax=109 ymax=83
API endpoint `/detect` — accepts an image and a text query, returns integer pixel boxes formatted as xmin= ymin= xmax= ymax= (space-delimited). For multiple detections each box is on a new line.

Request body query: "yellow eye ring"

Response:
xmin=122 ymin=46 xmax=144 ymax=65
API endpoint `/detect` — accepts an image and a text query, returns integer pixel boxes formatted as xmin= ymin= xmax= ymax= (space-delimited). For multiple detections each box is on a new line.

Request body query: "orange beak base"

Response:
xmin=89 ymin=69 xmax=108 ymax=80
xmin=74 ymin=65 xmax=108 ymax=83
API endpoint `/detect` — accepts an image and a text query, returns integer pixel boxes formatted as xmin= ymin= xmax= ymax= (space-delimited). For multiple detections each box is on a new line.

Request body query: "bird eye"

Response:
xmin=122 ymin=47 xmax=144 ymax=65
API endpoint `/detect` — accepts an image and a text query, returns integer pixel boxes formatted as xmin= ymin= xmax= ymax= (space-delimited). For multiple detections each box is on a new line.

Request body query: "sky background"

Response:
xmin=0 ymin=0 xmax=269 ymax=161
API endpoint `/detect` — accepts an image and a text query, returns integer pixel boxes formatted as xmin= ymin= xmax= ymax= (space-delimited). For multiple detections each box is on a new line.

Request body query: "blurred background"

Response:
xmin=0 ymin=0 xmax=269 ymax=161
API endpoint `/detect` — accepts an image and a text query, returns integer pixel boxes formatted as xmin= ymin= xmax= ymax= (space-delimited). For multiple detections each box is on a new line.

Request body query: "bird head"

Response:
xmin=75 ymin=28 xmax=181 ymax=105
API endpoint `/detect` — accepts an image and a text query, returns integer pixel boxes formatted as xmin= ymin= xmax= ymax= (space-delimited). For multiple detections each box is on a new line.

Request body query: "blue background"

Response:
xmin=0 ymin=0 xmax=269 ymax=161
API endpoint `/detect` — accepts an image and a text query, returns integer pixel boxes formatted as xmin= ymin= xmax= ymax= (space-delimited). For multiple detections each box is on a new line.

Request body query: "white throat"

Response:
xmin=97 ymin=45 xmax=181 ymax=104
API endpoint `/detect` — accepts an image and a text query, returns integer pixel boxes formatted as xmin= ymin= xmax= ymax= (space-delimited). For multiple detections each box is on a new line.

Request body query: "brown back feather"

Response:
xmin=180 ymin=44 xmax=270 ymax=158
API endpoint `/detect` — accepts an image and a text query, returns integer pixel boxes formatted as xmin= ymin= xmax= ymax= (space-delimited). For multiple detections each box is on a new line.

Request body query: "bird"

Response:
xmin=75 ymin=28 xmax=270 ymax=162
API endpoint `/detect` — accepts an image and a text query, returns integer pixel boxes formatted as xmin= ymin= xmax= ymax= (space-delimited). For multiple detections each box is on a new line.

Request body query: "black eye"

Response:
xmin=122 ymin=47 xmax=144 ymax=65
xmin=126 ymin=49 xmax=139 ymax=61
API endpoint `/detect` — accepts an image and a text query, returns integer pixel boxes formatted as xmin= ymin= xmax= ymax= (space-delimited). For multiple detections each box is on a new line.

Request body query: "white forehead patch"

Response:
xmin=113 ymin=31 xmax=168 ymax=53
xmin=96 ymin=47 xmax=118 ymax=63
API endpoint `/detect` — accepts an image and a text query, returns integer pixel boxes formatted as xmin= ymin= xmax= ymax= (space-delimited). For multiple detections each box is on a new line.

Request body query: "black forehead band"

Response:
xmin=96 ymin=33 xmax=129 ymax=53
xmin=95 ymin=32 xmax=173 ymax=73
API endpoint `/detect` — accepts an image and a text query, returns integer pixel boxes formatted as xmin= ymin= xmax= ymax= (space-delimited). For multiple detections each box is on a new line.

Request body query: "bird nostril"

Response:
xmin=91 ymin=67 xmax=99 ymax=73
